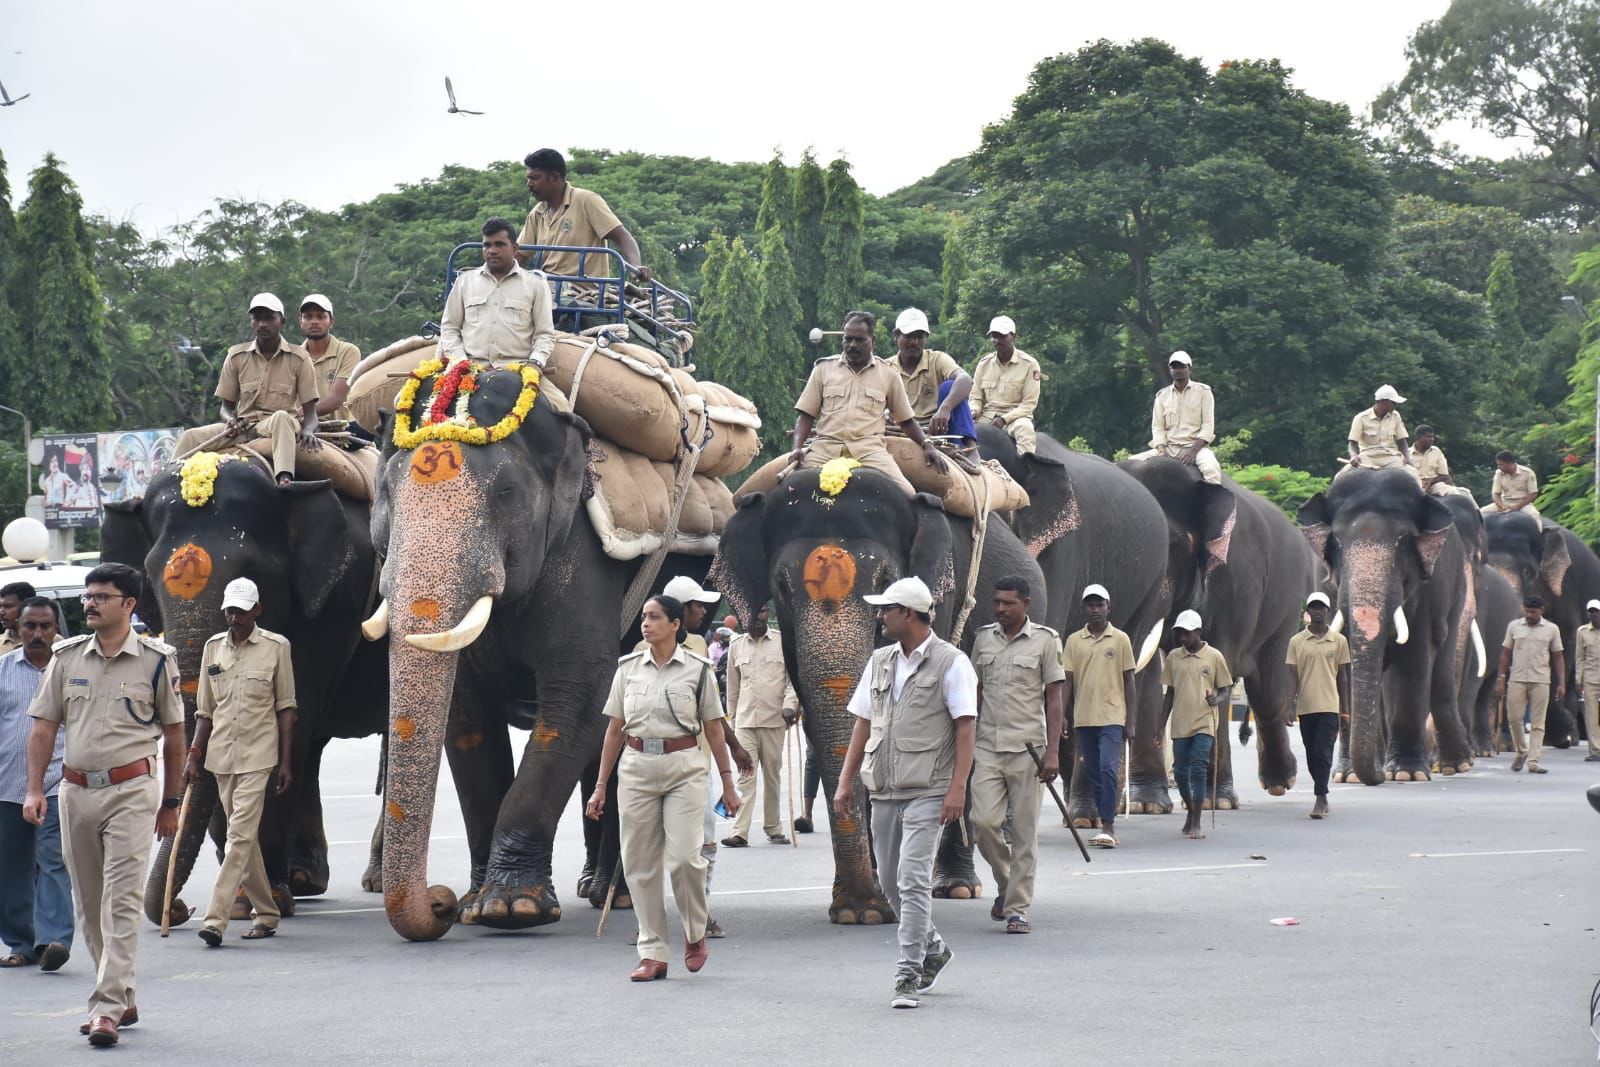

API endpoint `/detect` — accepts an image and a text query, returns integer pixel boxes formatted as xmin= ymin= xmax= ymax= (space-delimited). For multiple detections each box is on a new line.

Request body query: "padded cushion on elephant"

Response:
xmin=669 ymin=370 xmax=763 ymax=479
xmin=345 ymin=337 xmax=438 ymax=430
xmin=585 ymin=438 xmax=729 ymax=560
xmin=731 ymin=445 xmax=1029 ymax=519
xmin=241 ymin=438 xmax=380 ymax=502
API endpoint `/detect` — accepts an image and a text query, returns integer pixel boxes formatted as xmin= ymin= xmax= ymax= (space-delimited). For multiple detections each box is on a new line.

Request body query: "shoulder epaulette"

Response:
xmin=138 ymin=634 xmax=176 ymax=657
xmin=618 ymin=649 xmax=645 ymax=663
xmin=684 ymin=650 xmax=713 ymax=666
xmin=224 ymin=342 xmax=253 ymax=357
xmin=56 ymin=634 xmax=93 ymax=651
xmin=1034 ymin=623 xmax=1061 ymax=638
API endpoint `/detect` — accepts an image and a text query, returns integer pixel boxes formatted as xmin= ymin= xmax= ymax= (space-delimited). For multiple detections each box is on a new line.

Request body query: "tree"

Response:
xmin=940 ymin=217 xmax=968 ymax=338
xmin=755 ymin=153 xmax=793 ymax=248
xmin=702 ymin=237 xmax=764 ymax=441
xmin=746 ymin=226 xmax=805 ymax=454
xmin=1525 ymin=243 xmax=1600 ymax=544
xmin=791 ymin=150 xmax=827 ymax=329
xmin=12 ymin=154 xmax=114 ymax=431
xmin=694 ymin=232 xmax=732 ymax=373
xmin=817 ymin=157 xmax=865 ymax=328
xmin=0 ymin=151 xmax=19 ymax=406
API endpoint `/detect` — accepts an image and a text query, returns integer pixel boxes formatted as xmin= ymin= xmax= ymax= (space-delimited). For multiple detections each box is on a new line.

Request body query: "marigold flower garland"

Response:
xmin=179 ymin=451 xmax=238 ymax=508
xmin=391 ymin=356 xmax=541 ymax=449
xmin=818 ymin=457 xmax=861 ymax=496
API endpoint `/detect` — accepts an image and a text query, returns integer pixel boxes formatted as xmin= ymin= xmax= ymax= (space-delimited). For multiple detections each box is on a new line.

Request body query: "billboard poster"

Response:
xmin=38 ymin=433 xmax=103 ymax=528
xmin=98 ymin=428 xmax=180 ymax=506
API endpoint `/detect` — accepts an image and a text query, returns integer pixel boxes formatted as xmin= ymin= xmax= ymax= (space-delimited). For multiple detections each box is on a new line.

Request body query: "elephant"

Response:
xmin=1436 ymin=493 xmax=1492 ymax=771
xmin=1296 ymin=469 xmax=1474 ymax=784
xmin=976 ymin=426 xmax=1170 ymax=820
xmin=1119 ymin=456 xmax=1318 ymax=805
xmin=709 ymin=465 xmax=1046 ymax=923
xmin=1471 ymin=567 xmax=1520 ymax=757
xmin=100 ymin=458 xmax=387 ymax=926
xmin=1483 ymin=512 xmax=1600 ymax=749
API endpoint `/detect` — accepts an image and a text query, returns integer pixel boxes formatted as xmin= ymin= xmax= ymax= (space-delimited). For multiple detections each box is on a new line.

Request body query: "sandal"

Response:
xmin=0 ymin=952 xmax=32 ymax=967
xmin=1005 ymin=915 xmax=1031 ymax=934
xmin=242 ymin=924 xmax=277 ymax=941
xmin=990 ymin=896 xmax=1005 ymax=921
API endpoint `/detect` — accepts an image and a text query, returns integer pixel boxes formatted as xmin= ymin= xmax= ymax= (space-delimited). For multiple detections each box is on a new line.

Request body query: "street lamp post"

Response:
xmin=0 ymin=404 xmax=32 ymax=504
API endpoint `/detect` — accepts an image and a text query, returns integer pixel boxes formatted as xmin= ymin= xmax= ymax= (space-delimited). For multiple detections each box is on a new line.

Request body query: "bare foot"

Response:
xmin=1185 ymin=828 xmax=1207 ymax=840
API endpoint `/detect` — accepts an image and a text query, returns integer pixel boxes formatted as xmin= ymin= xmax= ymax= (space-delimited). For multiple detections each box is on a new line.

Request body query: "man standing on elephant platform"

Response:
xmin=22 ymin=563 xmax=184 ymax=1047
xmin=722 ymin=604 xmax=798 ymax=848
xmin=790 ymin=311 xmax=945 ymax=495
xmin=1160 ymin=611 xmax=1232 ymax=839
xmin=1497 ymin=595 xmax=1564 ymax=774
xmin=1285 ymin=592 xmax=1350 ymax=818
xmin=441 ymin=218 xmax=557 ymax=366
xmin=970 ymin=577 xmax=1063 ymax=933
xmin=186 ymin=579 xmax=296 ymax=946
xmin=969 ymin=316 xmax=1042 ymax=455
xmin=1130 ymin=351 xmax=1221 ymax=484
xmin=1412 ymin=426 xmax=1471 ymax=499
xmin=1482 ymin=451 xmax=1541 ymax=522
xmin=1576 ymin=601 xmax=1600 ymax=762
xmin=298 ymin=294 xmax=361 ymax=426
xmin=835 ymin=577 xmax=976 ymax=1010
xmin=201 ymin=293 xmax=322 ymax=486
xmin=890 ymin=308 xmax=976 ymax=448
xmin=1061 ymin=584 xmax=1136 ymax=848
xmin=1343 ymin=385 xmax=1416 ymax=478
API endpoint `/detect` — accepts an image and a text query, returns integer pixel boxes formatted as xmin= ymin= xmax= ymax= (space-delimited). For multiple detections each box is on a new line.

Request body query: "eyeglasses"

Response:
xmin=80 ymin=593 xmax=127 ymax=605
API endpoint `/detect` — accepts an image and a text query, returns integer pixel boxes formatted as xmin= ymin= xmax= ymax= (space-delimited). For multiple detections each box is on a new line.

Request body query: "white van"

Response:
xmin=0 ymin=560 xmax=96 ymax=636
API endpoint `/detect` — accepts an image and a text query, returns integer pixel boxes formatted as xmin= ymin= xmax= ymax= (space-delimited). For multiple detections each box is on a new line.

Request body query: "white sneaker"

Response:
xmin=1090 ymin=831 xmax=1117 ymax=848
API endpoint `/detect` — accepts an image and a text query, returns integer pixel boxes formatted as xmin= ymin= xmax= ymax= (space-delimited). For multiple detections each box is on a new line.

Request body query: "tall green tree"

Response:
xmin=791 ymin=150 xmax=827 ymax=329
xmin=818 ymin=158 xmax=865 ymax=328
xmin=13 ymin=154 xmax=114 ymax=431
xmin=0 ymin=151 xmax=19 ymax=407
xmin=695 ymin=232 xmax=732 ymax=372
xmin=751 ymin=226 xmax=805 ymax=453
xmin=1525 ymin=243 xmax=1600 ymax=543
xmin=939 ymin=217 xmax=968 ymax=340
xmin=704 ymin=237 xmax=763 ymax=424
xmin=755 ymin=153 xmax=793 ymax=248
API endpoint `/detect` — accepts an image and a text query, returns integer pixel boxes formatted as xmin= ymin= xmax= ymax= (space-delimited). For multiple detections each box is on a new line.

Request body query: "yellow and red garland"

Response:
xmin=391 ymin=355 xmax=541 ymax=449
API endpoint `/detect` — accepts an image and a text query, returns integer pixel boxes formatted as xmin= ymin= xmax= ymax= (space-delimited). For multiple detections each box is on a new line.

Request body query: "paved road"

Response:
xmin=5 ymin=732 xmax=1598 ymax=1063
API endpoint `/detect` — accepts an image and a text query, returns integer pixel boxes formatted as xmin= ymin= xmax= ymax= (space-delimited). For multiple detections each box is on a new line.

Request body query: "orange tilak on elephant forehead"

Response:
xmin=409 ymin=440 xmax=463 ymax=484
xmin=162 ymin=543 xmax=212 ymax=601
xmin=802 ymin=545 xmax=857 ymax=602
xmin=409 ymin=598 xmax=440 ymax=621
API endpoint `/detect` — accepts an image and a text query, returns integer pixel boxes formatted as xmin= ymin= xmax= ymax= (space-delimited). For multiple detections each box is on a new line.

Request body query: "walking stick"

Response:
xmin=1025 ymin=743 xmax=1091 ymax=863
xmin=785 ymin=724 xmax=798 ymax=848
xmin=595 ymin=861 xmax=622 ymax=939
xmin=160 ymin=787 xmax=192 ymax=937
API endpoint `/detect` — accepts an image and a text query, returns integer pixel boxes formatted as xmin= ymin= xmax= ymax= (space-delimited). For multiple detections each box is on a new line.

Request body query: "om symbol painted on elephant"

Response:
xmin=163 ymin=542 xmax=213 ymax=601
xmin=409 ymin=441 xmax=464 ymax=484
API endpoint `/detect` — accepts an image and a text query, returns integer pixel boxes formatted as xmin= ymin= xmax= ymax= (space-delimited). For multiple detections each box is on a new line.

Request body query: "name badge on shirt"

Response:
xmin=208 ymin=664 xmax=222 ymax=676
xmin=68 ymin=677 xmax=89 ymax=687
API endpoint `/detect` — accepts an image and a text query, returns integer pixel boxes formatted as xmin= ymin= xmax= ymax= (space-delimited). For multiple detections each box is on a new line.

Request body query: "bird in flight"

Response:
xmin=0 ymin=80 xmax=29 ymax=107
xmin=444 ymin=77 xmax=482 ymax=116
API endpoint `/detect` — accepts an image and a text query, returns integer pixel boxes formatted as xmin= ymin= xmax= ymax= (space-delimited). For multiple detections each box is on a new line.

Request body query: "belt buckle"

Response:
xmin=85 ymin=769 xmax=112 ymax=789
xmin=642 ymin=738 xmax=666 ymax=756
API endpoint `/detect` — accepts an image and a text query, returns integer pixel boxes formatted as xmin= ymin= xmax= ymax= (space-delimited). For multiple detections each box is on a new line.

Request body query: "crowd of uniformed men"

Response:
xmin=4 ymin=146 xmax=1597 ymax=1035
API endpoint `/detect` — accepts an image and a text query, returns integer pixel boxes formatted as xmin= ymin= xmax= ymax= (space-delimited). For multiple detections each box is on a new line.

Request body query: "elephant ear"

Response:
xmin=708 ymin=492 xmax=770 ymax=628
xmin=1012 ymin=451 xmax=1078 ymax=558
xmin=1410 ymin=495 xmax=1455 ymax=578
xmin=102 ymin=497 xmax=162 ymax=635
xmin=1540 ymin=525 xmax=1573 ymax=597
xmin=908 ymin=493 xmax=955 ymax=607
xmin=542 ymin=409 xmax=593 ymax=559
xmin=1296 ymin=493 xmax=1333 ymax=561
xmin=284 ymin=480 xmax=355 ymax=618
xmin=1197 ymin=483 xmax=1237 ymax=578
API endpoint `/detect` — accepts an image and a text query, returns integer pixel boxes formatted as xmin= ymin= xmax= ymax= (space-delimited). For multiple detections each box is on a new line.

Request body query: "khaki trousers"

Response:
xmin=732 ymin=725 xmax=785 ymax=839
xmin=1132 ymin=444 xmax=1222 ymax=485
xmin=1505 ymin=680 xmax=1550 ymax=762
xmin=969 ymin=748 xmax=1041 ymax=918
xmin=204 ymin=769 xmax=279 ymax=933
xmin=801 ymin=440 xmax=915 ymax=495
xmin=176 ymin=410 xmax=303 ymax=478
xmin=999 ymin=416 xmax=1037 ymax=455
xmin=1582 ymin=678 xmax=1600 ymax=758
xmin=60 ymin=773 xmax=158 ymax=1022
xmin=1481 ymin=501 xmax=1542 ymax=523
xmin=618 ymin=747 xmax=708 ymax=961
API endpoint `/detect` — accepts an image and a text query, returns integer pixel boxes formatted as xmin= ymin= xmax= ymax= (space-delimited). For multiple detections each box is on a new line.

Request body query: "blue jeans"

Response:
xmin=1076 ymin=724 xmax=1125 ymax=827
xmin=1171 ymin=733 xmax=1214 ymax=810
xmin=934 ymin=380 xmax=978 ymax=443
xmin=0 ymin=797 xmax=74 ymax=956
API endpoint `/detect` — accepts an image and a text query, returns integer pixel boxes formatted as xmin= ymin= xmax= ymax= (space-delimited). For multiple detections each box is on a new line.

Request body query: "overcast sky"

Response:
xmin=4 ymin=0 xmax=1481 ymax=233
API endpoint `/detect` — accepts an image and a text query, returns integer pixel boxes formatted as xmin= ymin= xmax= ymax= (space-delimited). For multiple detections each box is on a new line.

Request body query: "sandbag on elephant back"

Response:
xmin=346 ymin=337 xmax=438 ymax=430
xmin=733 ymin=441 xmax=1028 ymax=519
xmin=585 ymin=437 xmax=735 ymax=559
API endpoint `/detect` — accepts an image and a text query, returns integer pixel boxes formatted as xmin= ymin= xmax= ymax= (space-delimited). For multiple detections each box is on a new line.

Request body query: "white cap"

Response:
xmin=221 ymin=578 xmax=260 ymax=611
xmin=663 ymin=576 xmax=721 ymax=604
xmin=894 ymin=307 xmax=931 ymax=335
xmin=1173 ymin=610 xmax=1203 ymax=631
xmin=864 ymin=576 xmax=934 ymax=613
xmin=1374 ymin=384 xmax=1406 ymax=404
xmin=987 ymin=315 xmax=1017 ymax=336
xmin=1306 ymin=592 xmax=1331 ymax=608
xmin=1586 ymin=599 xmax=1600 ymax=612
xmin=1168 ymin=350 xmax=1192 ymax=366
xmin=1081 ymin=583 xmax=1110 ymax=602
xmin=300 ymin=293 xmax=333 ymax=314
xmin=249 ymin=292 xmax=285 ymax=316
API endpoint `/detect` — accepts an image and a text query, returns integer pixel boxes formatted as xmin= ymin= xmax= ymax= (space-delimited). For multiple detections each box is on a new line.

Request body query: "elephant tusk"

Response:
xmin=361 ymin=600 xmax=389 ymax=641
xmin=1471 ymin=618 xmax=1486 ymax=679
xmin=1393 ymin=605 xmax=1410 ymax=646
xmin=1135 ymin=619 xmax=1164 ymax=672
xmin=404 ymin=595 xmax=493 ymax=652
xmin=1330 ymin=609 xmax=1345 ymax=635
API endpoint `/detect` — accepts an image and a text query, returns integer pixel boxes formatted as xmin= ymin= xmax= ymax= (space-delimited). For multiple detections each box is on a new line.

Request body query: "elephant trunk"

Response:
xmin=1342 ymin=539 xmax=1400 ymax=786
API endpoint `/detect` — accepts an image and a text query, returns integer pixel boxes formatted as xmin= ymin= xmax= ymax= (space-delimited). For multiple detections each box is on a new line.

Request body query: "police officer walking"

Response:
xmin=22 ymin=564 xmax=184 ymax=1047
xmin=186 ymin=579 xmax=296 ymax=946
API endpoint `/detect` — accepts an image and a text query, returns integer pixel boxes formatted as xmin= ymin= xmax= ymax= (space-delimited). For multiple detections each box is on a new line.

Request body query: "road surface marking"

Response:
xmin=1409 ymin=848 xmax=1584 ymax=859
xmin=1076 ymin=862 xmax=1264 ymax=876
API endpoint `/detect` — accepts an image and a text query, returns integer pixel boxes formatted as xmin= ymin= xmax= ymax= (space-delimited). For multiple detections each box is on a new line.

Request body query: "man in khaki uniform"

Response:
xmin=1130 ymin=351 xmax=1221 ymax=483
xmin=1343 ymin=384 xmax=1416 ymax=479
xmin=1285 ymin=592 xmax=1351 ymax=818
xmin=721 ymin=604 xmax=798 ymax=847
xmin=790 ymin=311 xmax=944 ymax=496
xmin=1483 ymin=451 xmax=1541 ymax=522
xmin=969 ymin=315 xmax=1042 ymax=455
xmin=969 ymin=576 xmax=1063 ymax=933
xmin=1061 ymin=583 xmax=1136 ymax=848
xmin=441 ymin=218 xmax=557 ymax=365
xmin=1496 ymin=595 xmax=1565 ymax=773
xmin=517 ymin=147 xmax=651 ymax=313
xmin=1412 ymin=425 xmax=1472 ymax=499
xmin=22 ymin=563 xmax=184 ymax=1047
xmin=890 ymin=307 xmax=973 ymax=439
xmin=298 ymin=294 xmax=361 ymax=424
xmin=1576 ymin=601 xmax=1600 ymax=762
xmin=185 ymin=579 xmax=296 ymax=945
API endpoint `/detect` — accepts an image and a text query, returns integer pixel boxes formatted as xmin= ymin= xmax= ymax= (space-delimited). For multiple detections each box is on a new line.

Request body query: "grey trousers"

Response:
xmin=870 ymin=794 xmax=945 ymax=981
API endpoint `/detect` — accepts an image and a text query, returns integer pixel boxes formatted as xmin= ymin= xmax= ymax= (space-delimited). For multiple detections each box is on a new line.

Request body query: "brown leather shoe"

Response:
xmin=87 ymin=1017 xmax=118 ymax=1047
xmin=630 ymin=959 xmax=668 ymax=982
xmin=685 ymin=937 xmax=708 ymax=973
xmin=80 ymin=1007 xmax=137 ymax=1035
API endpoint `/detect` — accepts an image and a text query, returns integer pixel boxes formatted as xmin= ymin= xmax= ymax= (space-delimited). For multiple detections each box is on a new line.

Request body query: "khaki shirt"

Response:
xmin=1149 ymin=381 xmax=1215 ymax=450
xmin=518 ymin=184 xmax=624 ymax=279
xmin=893 ymin=349 xmax=963 ymax=422
xmin=196 ymin=626 xmax=296 ymax=775
xmin=1576 ymin=623 xmax=1600 ymax=683
xmin=1493 ymin=464 xmax=1538 ymax=509
xmin=725 ymin=631 xmax=797 ymax=729
xmin=1062 ymin=624 xmax=1135 ymax=728
xmin=216 ymin=339 xmax=320 ymax=421
xmin=1503 ymin=617 xmax=1562 ymax=683
xmin=970 ymin=349 xmax=1041 ymax=424
xmin=795 ymin=355 xmax=916 ymax=450
xmin=1162 ymin=642 xmax=1232 ymax=738
xmin=27 ymin=632 xmax=183 ymax=771
xmin=440 ymin=263 xmax=557 ymax=364
xmin=308 ymin=336 xmax=361 ymax=422
xmin=0 ymin=631 xmax=17 ymax=655
xmin=1415 ymin=445 xmax=1451 ymax=487
xmin=971 ymin=620 xmax=1065 ymax=752
xmin=1285 ymin=628 xmax=1351 ymax=715
xmin=603 ymin=646 xmax=722 ymax=739
xmin=1348 ymin=406 xmax=1408 ymax=462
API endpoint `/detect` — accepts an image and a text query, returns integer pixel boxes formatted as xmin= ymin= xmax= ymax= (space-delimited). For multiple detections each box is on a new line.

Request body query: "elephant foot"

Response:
xmin=1385 ymin=760 xmax=1432 ymax=782
xmin=1201 ymin=783 xmax=1240 ymax=811
xmin=289 ymin=865 xmax=328 ymax=899
xmin=931 ymin=877 xmax=983 ymax=900
xmin=576 ymin=861 xmax=596 ymax=900
xmin=460 ymin=880 xmax=562 ymax=930
xmin=831 ymin=889 xmax=895 ymax=926
xmin=1067 ymin=800 xmax=1101 ymax=829
xmin=1126 ymin=780 xmax=1174 ymax=815
xmin=587 ymin=872 xmax=632 ymax=911
xmin=231 ymin=892 xmax=251 ymax=921
xmin=1332 ymin=759 xmax=1355 ymax=784
xmin=272 ymin=884 xmax=296 ymax=917
xmin=360 ymin=859 xmax=383 ymax=894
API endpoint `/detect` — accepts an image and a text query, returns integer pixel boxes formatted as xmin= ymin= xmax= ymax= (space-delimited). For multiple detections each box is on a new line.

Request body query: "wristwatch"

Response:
xmin=162 ymin=796 xmax=181 ymax=810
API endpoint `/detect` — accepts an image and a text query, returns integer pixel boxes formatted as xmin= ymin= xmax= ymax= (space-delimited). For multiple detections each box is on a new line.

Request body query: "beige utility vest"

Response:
xmin=859 ymin=637 xmax=963 ymax=801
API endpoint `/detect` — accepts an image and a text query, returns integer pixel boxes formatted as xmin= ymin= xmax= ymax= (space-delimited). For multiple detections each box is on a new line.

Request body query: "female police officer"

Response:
xmin=586 ymin=595 xmax=740 ymax=981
